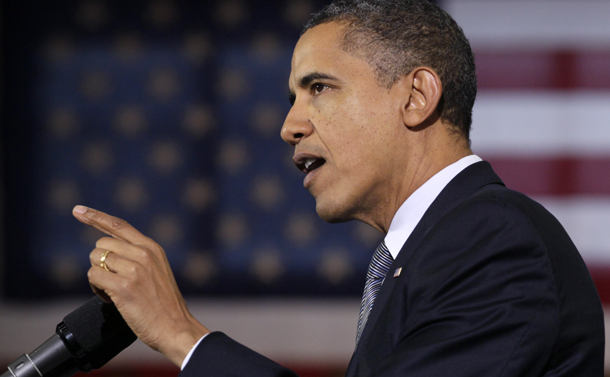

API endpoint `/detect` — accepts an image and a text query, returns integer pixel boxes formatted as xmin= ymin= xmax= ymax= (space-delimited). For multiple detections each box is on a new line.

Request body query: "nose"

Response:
xmin=281 ymin=104 xmax=314 ymax=147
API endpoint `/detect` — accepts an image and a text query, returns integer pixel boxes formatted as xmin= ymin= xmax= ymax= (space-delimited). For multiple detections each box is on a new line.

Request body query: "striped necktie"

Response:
xmin=356 ymin=240 xmax=393 ymax=345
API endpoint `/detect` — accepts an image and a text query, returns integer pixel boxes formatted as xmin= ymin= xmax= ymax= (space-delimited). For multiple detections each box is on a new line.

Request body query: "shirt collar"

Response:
xmin=384 ymin=155 xmax=482 ymax=259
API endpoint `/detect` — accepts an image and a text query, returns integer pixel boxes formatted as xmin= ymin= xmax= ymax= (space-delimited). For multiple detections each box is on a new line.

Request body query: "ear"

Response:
xmin=396 ymin=67 xmax=442 ymax=128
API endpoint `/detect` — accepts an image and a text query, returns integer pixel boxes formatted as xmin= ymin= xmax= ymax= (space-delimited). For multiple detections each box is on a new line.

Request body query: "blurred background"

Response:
xmin=1 ymin=0 xmax=609 ymax=375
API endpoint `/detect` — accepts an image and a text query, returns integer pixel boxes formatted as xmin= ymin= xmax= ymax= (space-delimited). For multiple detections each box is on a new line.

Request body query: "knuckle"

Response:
xmin=110 ymin=217 xmax=129 ymax=231
xmin=138 ymin=248 xmax=154 ymax=264
xmin=151 ymin=244 xmax=165 ymax=255
xmin=87 ymin=267 xmax=97 ymax=281
xmin=87 ymin=209 xmax=105 ymax=223
xmin=95 ymin=237 xmax=113 ymax=249
xmin=89 ymin=249 xmax=103 ymax=264
xmin=140 ymin=248 xmax=151 ymax=260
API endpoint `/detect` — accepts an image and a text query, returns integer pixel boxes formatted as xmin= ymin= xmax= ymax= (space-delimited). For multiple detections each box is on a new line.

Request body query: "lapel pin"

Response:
xmin=393 ymin=267 xmax=402 ymax=278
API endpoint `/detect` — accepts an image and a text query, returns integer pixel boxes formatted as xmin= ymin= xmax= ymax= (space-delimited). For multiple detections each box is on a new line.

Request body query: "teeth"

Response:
xmin=304 ymin=159 xmax=315 ymax=170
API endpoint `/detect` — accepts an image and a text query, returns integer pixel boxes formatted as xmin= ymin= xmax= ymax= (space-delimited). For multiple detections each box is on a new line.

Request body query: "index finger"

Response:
xmin=73 ymin=205 xmax=149 ymax=245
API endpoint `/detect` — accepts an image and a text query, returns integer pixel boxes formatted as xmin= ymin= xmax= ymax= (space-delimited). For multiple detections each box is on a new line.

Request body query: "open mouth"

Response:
xmin=295 ymin=156 xmax=326 ymax=174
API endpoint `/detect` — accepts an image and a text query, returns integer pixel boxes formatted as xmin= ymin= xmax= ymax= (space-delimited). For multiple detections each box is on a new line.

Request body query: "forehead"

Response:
xmin=289 ymin=22 xmax=373 ymax=88
xmin=293 ymin=22 xmax=345 ymax=65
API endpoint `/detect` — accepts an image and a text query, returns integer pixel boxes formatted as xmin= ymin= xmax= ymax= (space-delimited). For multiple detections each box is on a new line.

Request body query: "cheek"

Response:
xmin=345 ymin=109 xmax=394 ymax=155
xmin=313 ymin=93 xmax=395 ymax=162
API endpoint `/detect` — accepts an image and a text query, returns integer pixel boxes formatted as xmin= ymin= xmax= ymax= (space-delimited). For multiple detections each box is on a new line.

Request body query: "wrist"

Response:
xmin=160 ymin=319 xmax=210 ymax=367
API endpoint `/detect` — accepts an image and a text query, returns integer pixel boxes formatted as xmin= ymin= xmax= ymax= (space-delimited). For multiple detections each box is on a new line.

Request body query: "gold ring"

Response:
xmin=100 ymin=250 xmax=112 ymax=272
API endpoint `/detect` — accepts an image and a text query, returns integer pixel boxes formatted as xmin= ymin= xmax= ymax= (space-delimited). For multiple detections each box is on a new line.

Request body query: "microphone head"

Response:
xmin=61 ymin=296 xmax=137 ymax=369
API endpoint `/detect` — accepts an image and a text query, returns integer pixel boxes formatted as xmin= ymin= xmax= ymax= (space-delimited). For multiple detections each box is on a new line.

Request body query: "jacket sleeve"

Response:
xmin=179 ymin=332 xmax=299 ymax=377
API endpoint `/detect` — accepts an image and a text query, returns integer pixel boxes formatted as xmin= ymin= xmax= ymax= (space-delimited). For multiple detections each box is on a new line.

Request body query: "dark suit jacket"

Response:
xmin=180 ymin=161 xmax=605 ymax=377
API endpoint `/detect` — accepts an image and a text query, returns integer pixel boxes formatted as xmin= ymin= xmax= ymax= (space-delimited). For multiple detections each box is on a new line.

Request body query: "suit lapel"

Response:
xmin=346 ymin=161 xmax=504 ymax=376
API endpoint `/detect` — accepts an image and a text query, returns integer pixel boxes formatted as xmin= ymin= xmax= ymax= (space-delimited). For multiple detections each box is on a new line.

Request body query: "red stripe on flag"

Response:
xmin=484 ymin=156 xmax=610 ymax=196
xmin=476 ymin=51 xmax=610 ymax=89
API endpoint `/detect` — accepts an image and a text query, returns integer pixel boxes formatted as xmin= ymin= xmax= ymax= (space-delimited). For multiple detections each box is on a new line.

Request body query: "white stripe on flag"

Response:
xmin=442 ymin=0 xmax=610 ymax=50
xmin=471 ymin=91 xmax=610 ymax=156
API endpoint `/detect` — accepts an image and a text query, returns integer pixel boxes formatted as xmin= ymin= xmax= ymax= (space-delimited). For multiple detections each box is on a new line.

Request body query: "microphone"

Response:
xmin=1 ymin=296 xmax=137 ymax=377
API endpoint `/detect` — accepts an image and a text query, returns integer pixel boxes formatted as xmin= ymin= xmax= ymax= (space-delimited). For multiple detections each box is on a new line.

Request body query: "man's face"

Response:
xmin=281 ymin=22 xmax=407 ymax=226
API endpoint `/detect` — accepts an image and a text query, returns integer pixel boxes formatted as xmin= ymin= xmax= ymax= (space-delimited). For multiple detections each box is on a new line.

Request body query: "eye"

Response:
xmin=311 ymin=83 xmax=328 ymax=95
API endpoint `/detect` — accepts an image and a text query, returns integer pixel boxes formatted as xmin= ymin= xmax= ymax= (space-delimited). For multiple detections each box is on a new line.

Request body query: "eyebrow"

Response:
xmin=299 ymin=72 xmax=339 ymax=88
xmin=288 ymin=71 xmax=341 ymax=105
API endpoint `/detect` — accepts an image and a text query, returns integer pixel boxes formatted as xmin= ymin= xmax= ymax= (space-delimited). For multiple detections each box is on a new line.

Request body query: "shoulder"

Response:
xmin=427 ymin=182 xmax=571 ymax=257
xmin=422 ymin=185 xmax=551 ymax=258
xmin=404 ymin=184 xmax=561 ymax=302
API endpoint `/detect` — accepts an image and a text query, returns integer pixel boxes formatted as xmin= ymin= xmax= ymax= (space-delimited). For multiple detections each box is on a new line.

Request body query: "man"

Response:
xmin=73 ymin=0 xmax=605 ymax=376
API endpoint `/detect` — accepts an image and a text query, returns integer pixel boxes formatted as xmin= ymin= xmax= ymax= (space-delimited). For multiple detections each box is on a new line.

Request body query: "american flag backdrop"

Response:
xmin=0 ymin=0 xmax=609 ymax=375
xmin=1 ymin=0 xmax=380 ymax=301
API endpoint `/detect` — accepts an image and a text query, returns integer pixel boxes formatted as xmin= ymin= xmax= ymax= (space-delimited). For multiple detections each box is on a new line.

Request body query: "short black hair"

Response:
xmin=303 ymin=0 xmax=477 ymax=141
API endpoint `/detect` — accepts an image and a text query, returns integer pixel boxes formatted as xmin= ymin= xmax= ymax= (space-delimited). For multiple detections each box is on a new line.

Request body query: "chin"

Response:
xmin=314 ymin=199 xmax=354 ymax=224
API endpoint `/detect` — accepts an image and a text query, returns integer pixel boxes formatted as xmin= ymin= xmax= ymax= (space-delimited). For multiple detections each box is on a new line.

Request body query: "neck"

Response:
xmin=364 ymin=126 xmax=472 ymax=234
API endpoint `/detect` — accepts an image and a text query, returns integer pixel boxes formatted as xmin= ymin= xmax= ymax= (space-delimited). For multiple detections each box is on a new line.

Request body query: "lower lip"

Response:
xmin=303 ymin=165 xmax=323 ymax=188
